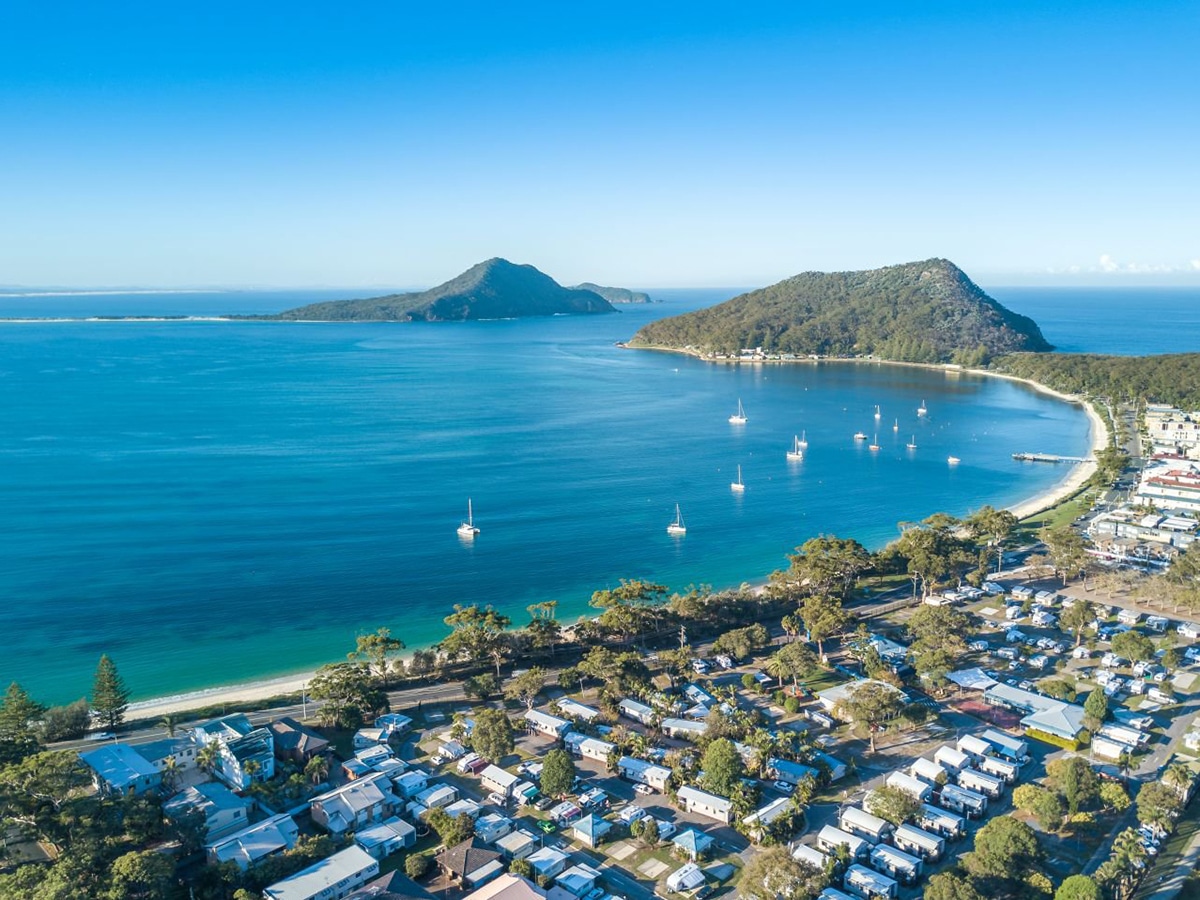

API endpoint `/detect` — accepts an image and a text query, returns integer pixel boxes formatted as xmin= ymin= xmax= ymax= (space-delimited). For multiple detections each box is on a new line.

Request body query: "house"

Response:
xmin=672 ymin=828 xmax=715 ymax=860
xmin=816 ymin=825 xmax=869 ymax=860
xmin=493 ymin=829 xmax=537 ymax=861
xmin=475 ymin=813 xmax=514 ymax=844
xmin=311 ymin=772 xmax=401 ymax=836
xmin=555 ymin=699 xmax=601 ymax=723
xmin=134 ymin=734 xmax=203 ymax=776
xmin=792 ymin=843 xmax=829 ymax=870
xmin=956 ymin=735 xmax=992 ymax=761
xmin=617 ymin=756 xmax=671 ymax=791
xmin=571 ymin=813 xmax=611 ymax=848
xmin=933 ymin=746 xmax=970 ymax=774
xmin=264 ymin=846 xmax=380 ymax=900
xmin=207 ymin=814 xmax=300 ymax=869
xmin=661 ymin=717 xmax=708 ymax=741
xmin=79 ymin=744 xmax=162 ymax=796
xmin=819 ymin=890 xmax=857 ymax=900
xmin=414 ymin=784 xmax=459 ymax=809
xmin=563 ymin=732 xmax=615 ymax=763
xmin=812 ymin=751 xmax=847 ymax=782
xmin=869 ymin=844 xmax=922 ymax=884
xmin=193 ymin=714 xmax=276 ymax=790
xmin=355 ymin=744 xmax=394 ymax=770
xmin=526 ymin=846 xmax=569 ymax=880
xmin=438 ymin=838 xmax=505 ymax=889
xmin=480 ymin=765 xmax=521 ymax=798
xmin=552 ymin=864 xmax=601 ymax=898
xmin=163 ymin=782 xmax=252 ymax=841
xmin=355 ymin=727 xmax=389 ymax=750
xmin=666 ymin=862 xmax=707 ymax=893
xmin=766 ymin=758 xmax=819 ymax=786
xmin=939 ymin=783 xmax=987 ymax=818
xmin=741 ymin=796 xmax=795 ymax=842
xmin=618 ymin=698 xmax=655 ymax=725
xmin=918 ymin=804 xmax=965 ymax=840
xmin=1092 ymin=735 xmax=1136 ymax=760
xmin=978 ymin=756 xmax=1020 ymax=784
xmin=910 ymin=757 xmax=948 ymax=786
xmin=982 ymin=683 xmax=1087 ymax=743
xmin=839 ymin=806 xmax=891 ymax=843
xmin=676 ymin=786 xmax=732 ymax=824
xmin=548 ymin=801 xmax=583 ymax=825
xmin=394 ymin=770 xmax=430 ymax=799
xmin=979 ymin=729 xmax=1029 ymax=763
xmin=884 ymin=772 xmax=931 ymax=803
xmin=816 ymin=679 xmax=906 ymax=717
xmin=355 ymin=817 xmax=417 ymax=859
xmin=375 ymin=713 xmax=414 ymax=738
xmin=524 ymin=710 xmax=571 ymax=739
xmin=345 ymin=872 xmax=436 ymax=900
xmin=958 ymin=768 xmax=1004 ymax=799
xmin=269 ymin=717 xmax=331 ymax=765
xmin=844 ymin=864 xmax=897 ymax=900
xmin=462 ymin=874 xmax=547 ymax=900
xmin=892 ymin=823 xmax=944 ymax=862
xmin=1118 ymin=609 xmax=1143 ymax=626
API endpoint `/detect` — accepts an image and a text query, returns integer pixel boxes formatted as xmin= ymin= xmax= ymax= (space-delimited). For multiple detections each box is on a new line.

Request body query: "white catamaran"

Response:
xmin=787 ymin=435 xmax=804 ymax=461
xmin=457 ymin=499 xmax=480 ymax=538
xmin=731 ymin=465 xmax=746 ymax=493
xmin=667 ymin=504 xmax=687 ymax=535
xmin=728 ymin=399 xmax=747 ymax=425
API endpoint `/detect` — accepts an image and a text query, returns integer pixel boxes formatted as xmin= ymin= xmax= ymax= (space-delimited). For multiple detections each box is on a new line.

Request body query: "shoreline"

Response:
xmin=121 ymin=352 xmax=1107 ymax=722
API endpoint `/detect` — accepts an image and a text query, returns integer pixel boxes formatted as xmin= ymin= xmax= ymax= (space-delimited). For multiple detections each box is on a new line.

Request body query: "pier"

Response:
xmin=1012 ymin=452 xmax=1092 ymax=463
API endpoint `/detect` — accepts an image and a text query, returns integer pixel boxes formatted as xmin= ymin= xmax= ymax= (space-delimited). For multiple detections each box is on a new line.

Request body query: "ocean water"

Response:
xmin=0 ymin=285 xmax=1164 ymax=705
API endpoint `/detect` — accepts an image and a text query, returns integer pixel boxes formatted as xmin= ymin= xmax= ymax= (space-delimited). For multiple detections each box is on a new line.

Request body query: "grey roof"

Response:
xmin=164 ymin=782 xmax=252 ymax=818
xmin=264 ymin=846 xmax=378 ymax=900
xmin=345 ymin=872 xmax=436 ymax=900
xmin=79 ymin=744 xmax=159 ymax=790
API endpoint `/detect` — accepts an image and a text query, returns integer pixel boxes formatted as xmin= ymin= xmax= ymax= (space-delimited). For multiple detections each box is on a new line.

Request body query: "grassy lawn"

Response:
xmin=799 ymin=669 xmax=851 ymax=693
xmin=1015 ymin=487 xmax=1099 ymax=538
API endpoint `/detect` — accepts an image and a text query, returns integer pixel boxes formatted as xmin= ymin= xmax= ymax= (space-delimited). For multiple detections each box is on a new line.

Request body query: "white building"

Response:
xmin=618 ymin=698 xmax=655 ymax=725
xmin=523 ymin=710 xmax=571 ymax=738
xmin=163 ymin=782 xmax=252 ymax=841
xmin=207 ymin=814 xmax=300 ymax=869
xmin=263 ymin=845 xmax=379 ymax=900
xmin=193 ymin=714 xmax=276 ymax=790
xmin=311 ymin=772 xmax=401 ymax=836
xmin=480 ymin=765 xmax=521 ymax=798
xmin=676 ymin=785 xmax=732 ymax=824
xmin=354 ymin=817 xmax=416 ymax=859
xmin=617 ymin=756 xmax=670 ymax=791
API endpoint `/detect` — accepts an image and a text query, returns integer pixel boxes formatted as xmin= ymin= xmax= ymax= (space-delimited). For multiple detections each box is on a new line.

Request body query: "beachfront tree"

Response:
xmin=462 ymin=673 xmax=499 ymax=701
xmin=1039 ymin=525 xmax=1089 ymax=586
xmin=91 ymin=654 xmax=130 ymax=731
xmin=541 ymin=749 xmax=575 ymax=798
xmin=503 ymin=667 xmax=546 ymax=709
xmin=590 ymin=579 xmax=668 ymax=643
xmin=441 ymin=604 xmax=512 ymax=675
xmin=304 ymin=754 xmax=330 ymax=786
xmin=1163 ymin=762 xmax=1194 ymax=800
xmin=780 ymin=612 xmax=803 ymax=643
xmin=832 ymin=681 xmax=903 ymax=752
xmin=525 ymin=601 xmax=562 ymax=654
xmin=906 ymin=605 xmax=970 ymax=657
xmin=350 ymin=627 xmax=405 ymax=681
xmin=966 ymin=505 xmax=1018 ymax=574
xmin=799 ymin=593 xmax=850 ymax=658
xmin=895 ymin=514 xmax=980 ymax=598
xmin=0 ymin=682 xmax=46 ymax=765
xmin=196 ymin=742 xmax=220 ymax=775
xmin=764 ymin=642 xmax=819 ymax=691
xmin=780 ymin=535 xmax=872 ymax=599
xmin=36 ymin=698 xmax=90 ymax=743
xmin=470 ymin=708 xmax=514 ymax=763
xmin=1060 ymin=598 xmax=1097 ymax=646
xmin=307 ymin=662 xmax=387 ymax=729
xmin=0 ymin=750 xmax=92 ymax=853
xmin=712 ymin=624 xmax=770 ymax=661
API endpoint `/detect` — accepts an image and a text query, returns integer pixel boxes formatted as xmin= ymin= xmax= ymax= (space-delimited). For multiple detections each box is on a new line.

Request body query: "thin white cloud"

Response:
xmin=1098 ymin=253 xmax=1120 ymax=272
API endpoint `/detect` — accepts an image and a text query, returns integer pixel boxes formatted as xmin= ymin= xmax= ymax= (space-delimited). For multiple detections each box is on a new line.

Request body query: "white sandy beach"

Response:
xmin=123 ymin=362 xmax=1109 ymax=722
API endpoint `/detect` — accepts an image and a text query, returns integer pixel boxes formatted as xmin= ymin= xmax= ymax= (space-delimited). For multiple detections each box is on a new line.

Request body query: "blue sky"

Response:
xmin=0 ymin=1 xmax=1196 ymax=288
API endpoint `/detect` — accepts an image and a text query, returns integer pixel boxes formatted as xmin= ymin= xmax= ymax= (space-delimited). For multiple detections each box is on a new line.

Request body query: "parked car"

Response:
xmin=633 ymin=783 xmax=655 ymax=796
xmin=487 ymin=792 xmax=508 ymax=807
xmin=969 ymin=640 xmax=990 ymax=652
xmin=772 ymin=781 xmax=794 ymax=794
xmin=535 ymin=796 xmax=555 ymax=810
xmin=537 ymin=819 xmax=557 ymax=834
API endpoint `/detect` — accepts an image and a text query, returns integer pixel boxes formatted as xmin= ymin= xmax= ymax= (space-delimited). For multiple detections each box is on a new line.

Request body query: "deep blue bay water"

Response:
xmin=2 ymin=285 xmax=1190 ymax=704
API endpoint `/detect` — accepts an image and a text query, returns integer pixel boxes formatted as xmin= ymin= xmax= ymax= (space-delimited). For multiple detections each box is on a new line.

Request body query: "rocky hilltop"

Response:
xmin=628 ymin=258 xmax=1051 ymax=364
xmin=276 ymin=258 xmax=616 ymax=321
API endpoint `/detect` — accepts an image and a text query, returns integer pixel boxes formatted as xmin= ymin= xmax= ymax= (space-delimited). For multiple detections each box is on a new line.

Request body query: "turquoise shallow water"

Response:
xmin=0 ymin=289 xmax=1107 ymax=704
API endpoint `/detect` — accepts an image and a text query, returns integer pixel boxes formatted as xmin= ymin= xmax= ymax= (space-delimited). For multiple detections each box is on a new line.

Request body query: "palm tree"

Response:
xmin=196 ymin=742 xmax=220 ymax=776
xmin=158 ymin=713 xmax=180 ymax=738
xmin=1164 ymin=762 xmax=1194 ymax=801
xmin=1111 ymin=828 xmax=1147 ymax=899
xmin=305 ymin=754 xmax=331 ymax=785
xmin=160 ymin=755 xmax=181 ymax=793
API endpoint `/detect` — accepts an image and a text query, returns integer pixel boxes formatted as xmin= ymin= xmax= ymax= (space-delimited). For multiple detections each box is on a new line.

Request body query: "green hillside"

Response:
xmin=276 ymin=258 xmax=615 ymax=321
xmin=629 ymin=258 xmax=1051 ymax=364
xmin=568 ymin=283 xmax=654 ymax=304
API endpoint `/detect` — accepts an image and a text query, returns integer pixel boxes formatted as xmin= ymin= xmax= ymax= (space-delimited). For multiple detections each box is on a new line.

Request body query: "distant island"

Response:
xmin=628 ymin=258 xmax=1051 ymax=365
xmin=567 ymin=282 xmax=655 ymax=304
xmin=273 ymin=258 xmax=616 ymax=322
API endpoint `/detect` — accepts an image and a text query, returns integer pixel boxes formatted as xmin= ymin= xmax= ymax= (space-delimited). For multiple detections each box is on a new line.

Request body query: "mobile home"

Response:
xmin=885 ymin=771 xmax=931 ymax=802
xmin=676 ymin=786 xmax=732 ymax=825
xmin=934 ymin=746 xmax=970 ymax=774
xmin=869 ymin=844 xmax=922 ymax=883
xmin=618 ymin=699 xmax=655 ymax=726
xmin=817 ymin=825 xmax=870 ymax=861
xmin=909 ymin=757 xmax=948 ymax=787
xmin=938 ymin=783 xmax=987 ymax=818
xmin=977 ymin=756 xmax=1020 ymax=784
xmin=956 ymin=735 xmax=992 ymax=761
xmin=792 ymin=843 xmax=829 ymax=870
xmin=892 ymin=823 xmax=945 ymax=862
xmin=844 ymin=864 xmax=898 ymax=900
xmin=957 ymin=768 xmax=1004 ymax=799
xmin=1092 ymin=736 xmax=1136 ymax=760
xmin=839 ymin=807 xmax=892 ymax=844
xmin=480 ymin=766 xmax=520 ymax=798
xmin=1098 ymin=724 xmax=1150 ymax=747
xmin=979 ymin=729 xmax=1029 ymax=764
xmin=617 ymin=756 xmax=670 ymax=792
xmin=918 ymin=803 xmax=965 ymax=839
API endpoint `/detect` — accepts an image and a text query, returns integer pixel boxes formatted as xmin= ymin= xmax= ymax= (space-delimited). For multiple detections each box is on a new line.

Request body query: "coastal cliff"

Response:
xmin=628 ymin=258 xmax=1051 ymax=364
xmin=275 ymin=258 xmax=616 ymax=321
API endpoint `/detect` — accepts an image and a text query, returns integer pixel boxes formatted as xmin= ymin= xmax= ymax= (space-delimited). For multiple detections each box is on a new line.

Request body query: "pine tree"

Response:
xmin=91 ymin=654 xmax=130 ymax=730
xmin=0 ymin=681 xmax=46 ymax=764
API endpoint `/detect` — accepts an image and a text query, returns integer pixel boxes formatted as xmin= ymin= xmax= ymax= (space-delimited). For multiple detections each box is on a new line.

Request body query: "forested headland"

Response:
xmin=990 ymin=352 xmax=1200 ymax=410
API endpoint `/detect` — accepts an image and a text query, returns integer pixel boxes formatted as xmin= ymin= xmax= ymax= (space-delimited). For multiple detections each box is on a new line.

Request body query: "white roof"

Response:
xmin=946 ymin=668 xmax=998 ymax=690
xmin=208 ymin=814 xmax=299 ymax=867
xmin=871 ymin=843 xmax=921 ymax=869
xmin=677 ymin=785 xmax=732 ymax=813
xmin=480 ymin=765 xmax=520 ymax=788
xmin=958 ymin=735 xmax=991 ymax=755
xmin=666 ymin=862 xmax=706 ymax=892
xmin=524 ymin=710 xmax=570 ymax=732
xmin=894 ymin=823 xmax=943 ymax=848
xmin=465 ymin=874 xmax=545 ymax=900
xmin=845 ymin=864 xmax=897 ymax=891
xmin=911 ymin=758 xmax=947 ymax=781
xmin=885 ymin=771 xmax=930 ymax=799
xmin=556 ymin=699 xmax=601 ymax=721
xmin=792 ymin=843 xmax=827 ymax=868
xmin=263 ymin=846 xmax=377 ymax=900
xmin=817 ymin=825 xmax=869 ymax=854
xmin=935 ymin=746 xmax=969 ymax=767
xmin=841 ymin=806 xmax=889 ymax=834
xmin=742 ymin=796 xmax=792 ymax=827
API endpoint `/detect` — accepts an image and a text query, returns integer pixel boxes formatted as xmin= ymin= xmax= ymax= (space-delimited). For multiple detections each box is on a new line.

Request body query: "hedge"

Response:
xmin=1024 ymin=727 xmax=1085 ymax=751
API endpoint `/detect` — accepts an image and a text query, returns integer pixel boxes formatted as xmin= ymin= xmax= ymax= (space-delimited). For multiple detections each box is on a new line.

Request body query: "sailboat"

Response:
xmin=893 ymin=418 xmax=899 ymax=432
xmin=918 ymin=400 xmax=928 ymax=417
xmin=728 ymin=399 xmax=747 ymax=425
xmin=874 ymin=405 xmax=881 ymax=420
xmin=667 ymin=504 xmax=687 ymax=535
xmin=869 ymin=433 xmax=880 ymax=451
xmin=799 ymin=430 xmax=808 ymax=449
xmin=731 ymin=465 xmax=746 ymax=493
xmin=786 ymin=435 xmax=804 ymax=461
xmin=907 ymin=435 xmax=918 ymax=450
xmin=854 ymin=431 xmax=868 ymax=441
xmin=457 ymin=499 xmax=480 ymax=537
xmin=947 ymin=455 xmax=960 ymax=465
